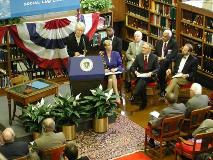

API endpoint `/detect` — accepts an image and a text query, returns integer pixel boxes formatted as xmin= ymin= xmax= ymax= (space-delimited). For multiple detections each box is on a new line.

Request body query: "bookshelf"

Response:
xmin=91 ymin=11 xmax=113 ymax=48
xmin=177 ymin=1 xmax=213 ymax=79
xmin=124 ymin=0 xmax=180 ymax=46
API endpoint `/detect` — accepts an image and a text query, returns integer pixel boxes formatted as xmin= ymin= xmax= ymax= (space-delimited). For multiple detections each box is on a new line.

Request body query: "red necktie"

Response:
xmin=144 ymin=55 xmax=148 ymax=71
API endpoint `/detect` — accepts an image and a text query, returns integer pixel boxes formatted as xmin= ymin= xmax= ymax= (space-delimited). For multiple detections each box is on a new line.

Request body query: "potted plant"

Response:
xmin=80 ymin=0 xmax=113 ymax=12
xmin=83 ymin=85 xmax=118 ymax=133
xmin=50 ymin=94 xmax=90 ymax=140
xmin=20 ymin=98 xmax=53 ymax=139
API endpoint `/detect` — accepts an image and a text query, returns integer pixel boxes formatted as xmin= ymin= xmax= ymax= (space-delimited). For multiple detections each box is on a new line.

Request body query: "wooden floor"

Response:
xmin=120 ymin=87 xmax=212 ymax=160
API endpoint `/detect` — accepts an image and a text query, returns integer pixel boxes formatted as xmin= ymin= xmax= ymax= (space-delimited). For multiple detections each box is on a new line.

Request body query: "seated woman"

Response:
xmin=100 ymin=40 xmax=124 ymax=104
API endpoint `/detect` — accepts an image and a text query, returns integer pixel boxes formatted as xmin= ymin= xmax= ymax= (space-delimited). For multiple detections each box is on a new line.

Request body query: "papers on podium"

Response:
xmin=105 ymin=71 xmax=122 ymax=76
xmin=27 ymin=81 xmax=49 ymax=89
xmin=172 ymin=73 xmax=183 ymax=78
xmin=136 ymin=73 xmax=151 ymax=78
xmin=149 ymin=111 xmax=160 ymax=118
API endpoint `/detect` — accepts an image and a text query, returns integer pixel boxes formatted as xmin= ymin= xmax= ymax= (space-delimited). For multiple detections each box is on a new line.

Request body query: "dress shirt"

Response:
xmin=161 ymin=41 xmax=168 ymax=57
xmin=177 ymin=55 xmax=189 ymax=73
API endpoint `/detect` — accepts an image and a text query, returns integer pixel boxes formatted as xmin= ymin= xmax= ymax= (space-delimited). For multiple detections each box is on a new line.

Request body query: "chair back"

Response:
xmin=190 ymin=106 xmax=211 ymax=131
xmin=193 ymin=132 xmax=213 ymax=156
xmin=41 ymin=144 xmax=66 ymax=160
xmin=161 ymin=114 xmax=185 ymax=138
xmin=15 ymin=155 xmax=28 ymax=160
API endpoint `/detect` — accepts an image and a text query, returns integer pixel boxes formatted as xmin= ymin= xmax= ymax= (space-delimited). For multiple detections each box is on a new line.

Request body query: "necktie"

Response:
xmin=162 ymin=42 xmax=167 ymax=57
xmin=144 ymin=55 xmax=148 ymax=71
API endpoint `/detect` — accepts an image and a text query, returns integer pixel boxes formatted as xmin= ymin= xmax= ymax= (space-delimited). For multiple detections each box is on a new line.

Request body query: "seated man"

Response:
xmin=192 ymin=119 xmax=213 ymax=136
xmin=125 ymin=30 xmax=145 ymax=92
xmin=148 ymin=93 xmax=186 ymax=147
xmin=166 ymin=43 xmax=198 ymax=98
xmin=185 ymin=83 xmax=209 ymax=118
xmin=64 ymin=143 xmax=89 ymax=160
xmin=130 ymin=42 xmax=159 ymax=110
xmin=0 ymin=128 xmax=29 ymax=159
xmin=32 ymin=118 xmax=66 ymax=159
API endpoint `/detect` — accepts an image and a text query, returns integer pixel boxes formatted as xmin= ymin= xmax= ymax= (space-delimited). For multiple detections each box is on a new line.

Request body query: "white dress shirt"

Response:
xmin=177 ymin=55 xmax=189 ymax=73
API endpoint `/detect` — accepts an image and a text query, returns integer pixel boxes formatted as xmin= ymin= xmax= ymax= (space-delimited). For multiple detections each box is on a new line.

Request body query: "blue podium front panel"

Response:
xmin=68 ymin=56 xmax=105 ymax=80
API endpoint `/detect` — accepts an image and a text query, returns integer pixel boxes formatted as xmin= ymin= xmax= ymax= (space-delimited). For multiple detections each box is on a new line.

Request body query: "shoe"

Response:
xmin=148 ymin=138 xmax=155 ymax=148
xmin=129 ymin=96 xmax=135 ymax=102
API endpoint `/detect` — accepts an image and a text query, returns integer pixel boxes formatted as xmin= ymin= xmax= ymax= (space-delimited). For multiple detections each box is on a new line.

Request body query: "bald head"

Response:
xmin=42 ymin=118 xmax=55 ymax=132
xmin=2 ymin=128 xmax=15 ymax=143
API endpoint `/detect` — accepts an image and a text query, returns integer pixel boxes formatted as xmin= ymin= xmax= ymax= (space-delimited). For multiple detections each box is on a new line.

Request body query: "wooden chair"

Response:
xmin=144 ymin=114 xmax=185 ymax=160
xmin=181 ymin=106 xmax=212 ymax=137
xmin=10 ymin=75 xmax=29 ymax=120
xmin=14 ymin=155 xmax=29 ymax=160
xmin=178 ymin=82 xmax=192 ymax=100
xmin=41 ymin=144 xmax=66 ymax=160
xmin=175 ymin=132 xmax=213 ymax=160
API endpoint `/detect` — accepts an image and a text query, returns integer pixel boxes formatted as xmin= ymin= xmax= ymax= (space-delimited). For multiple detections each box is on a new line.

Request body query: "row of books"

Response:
xmin=125 ymin=0 xmax=149 ymax=9
xmin=0 ymin=49 xmax=7 ymax=62
xmin=182 ymin=23 xmax=203 ymax=39
xmin=127 ymin=16 xmax=148 ymax=31
xmin=203 ymin=59 xmax=213 ymax=75
xmin=204 ymin=32 xmax=213 ymax=45
xmin=182 ymin=10 xmax=203 ymax=26
xmin=151 ymin=1 xmax=176 ymax=20
xmin=92 ymin=31 xmax=107 ymax=46
xmin=155 ymin=0 xmax=177 ymax=5
xmin=127 ymin=5 xmax=149 ymax=19
xmin=150 ymin=14 xmax=176 ymax=30
xmin=150 ymin=26 xmax=163 ymax=38
xmin=206 ymin=18 xmax=213 ymax=30
xmin=149 ymin=37 xmax=157 ymax=47
xmin=0 ymin=75 xmax=9 ymax=88
xmin=97 ymin=15 xmax=112 ymax=30
xmin=204 ymin=45 xmax=213 ymax=59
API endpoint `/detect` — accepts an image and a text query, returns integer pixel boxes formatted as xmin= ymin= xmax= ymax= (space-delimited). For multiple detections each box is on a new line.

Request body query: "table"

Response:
xmin=5 ymin=78 xmax=59 ymax=125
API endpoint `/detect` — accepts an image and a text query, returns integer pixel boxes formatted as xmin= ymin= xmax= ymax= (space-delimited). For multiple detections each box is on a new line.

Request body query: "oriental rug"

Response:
xmin=73 ymin=115 xmax=145 ymax=160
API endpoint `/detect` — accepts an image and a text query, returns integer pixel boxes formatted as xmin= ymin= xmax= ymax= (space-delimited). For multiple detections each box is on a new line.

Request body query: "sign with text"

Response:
xmin=0 ymin=0 xmax=80 ymax=19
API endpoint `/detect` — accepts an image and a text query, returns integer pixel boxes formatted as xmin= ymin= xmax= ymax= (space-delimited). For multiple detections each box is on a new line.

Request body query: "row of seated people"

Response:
xmin=144 ymin=83 xmax=212 ymax=159
xmin=0 ymin=118 xmax=89 ymax=160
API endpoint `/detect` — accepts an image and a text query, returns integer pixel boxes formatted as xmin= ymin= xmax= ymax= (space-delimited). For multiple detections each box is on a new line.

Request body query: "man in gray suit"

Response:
xmin=185 ymin=83 xmax=209 ymax=118
xmin=148 ymin=93 xmax=186 ymax=147
xmin=192 ymin=119 xmax=213 ymax=136
xmin=31 ymin=118 xmax=66 ymax=160
xmin=125 ymin=31 xmax=145 ymax=91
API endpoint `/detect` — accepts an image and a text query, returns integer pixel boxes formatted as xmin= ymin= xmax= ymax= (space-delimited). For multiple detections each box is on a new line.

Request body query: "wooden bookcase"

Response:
xmin=124 ymin=0 xmax=180 ymax=46
xmin=177 ymin=2 xmax=213 ymax=79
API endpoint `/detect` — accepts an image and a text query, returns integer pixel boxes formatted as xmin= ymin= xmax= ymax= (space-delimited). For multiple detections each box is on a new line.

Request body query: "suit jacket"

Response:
xmin=130 ymin=52 xmax=159 ymax=75
xmin=33 ymin=132 xmax=66 ymax=151
xmin=125 ymin=40 xmax=145 ymax=69
xmin=101 ymin=36 xmax=122 ymax=54
xmin=0 ymin=141 xmax=29 ymax=160
xmin=185 ymin=94 xmax=209 ymax=117
xmin=192 ymin=119 xmax=213 ymax=136
xmin=65 ymin=32 xmax=90 ymax=57
xmin=103 ymin=51 xmax=123 ymax=72
xmin=149 ymin=103 xmax=186 ymax=128
xmin=154 ymin=38 xmax=178 ymax=61
xmin=173 ymin=54 xmax=198 ymax=81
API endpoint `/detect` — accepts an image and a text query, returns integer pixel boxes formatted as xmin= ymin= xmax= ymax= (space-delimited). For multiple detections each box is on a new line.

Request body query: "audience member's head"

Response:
xmin=182 ymin=43 xmax=193 ymax=56
xmin=141 ymin=42 xmax=152 ymax=55
xmin=2 ymin=127 xmax=15 ymax=143
xmin=103 ymin=39 xmax=112 ymax=52
xmin=165 ymin=93 xmax=177 ymax=104
xmin=162 ymin=30 xmax=172 ymax=42
xmin=42 ymin=118 xmax=55 ymax=133
xmin=106 ymin=27 xmax=114 ymax=38
xmin=134 ymin=31 xmax=143 ymax=43
xmin=64 ymin=143 xmax=78 ymax=160
xmin=75 ymin=22 xmax=85 ymax=38
xmin=190 ymin=83 xmax=202 ymax=97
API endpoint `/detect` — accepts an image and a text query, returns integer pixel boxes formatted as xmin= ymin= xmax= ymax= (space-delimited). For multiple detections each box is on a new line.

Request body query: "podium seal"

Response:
xmin=80 ymin=58 xmax=93 ymax=72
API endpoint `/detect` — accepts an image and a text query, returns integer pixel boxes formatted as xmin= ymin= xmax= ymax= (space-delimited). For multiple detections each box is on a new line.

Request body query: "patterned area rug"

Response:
xmin=73 ymin=115 xmax=145 ymax=160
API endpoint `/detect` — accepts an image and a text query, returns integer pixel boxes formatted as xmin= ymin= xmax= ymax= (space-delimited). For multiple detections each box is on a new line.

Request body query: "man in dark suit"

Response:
xmin=0 ymin=128 xmax=29 ymax=160
xmin=148 ymin=93 xmax=186 ymax=147
xmin=166 ymin=43 xmax=198 ymax=98
xmin=185 ymin=83 xmax=209 ymax=117
xmin=130 ymin=42 xmax=159 ymax=110
xmin=154 ymin=30 xmax=178 ymax=97
xmin=101 ymin=27 xmax=122 ymax=57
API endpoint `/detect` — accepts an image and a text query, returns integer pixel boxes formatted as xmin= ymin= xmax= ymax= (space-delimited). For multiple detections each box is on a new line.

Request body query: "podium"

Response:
xmin=68 ymin=56 xmax=105 ymax=96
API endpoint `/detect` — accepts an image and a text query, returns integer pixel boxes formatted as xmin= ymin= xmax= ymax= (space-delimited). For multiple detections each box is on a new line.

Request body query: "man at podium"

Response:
xmin=100 ymin=40 xmax=124 ymax=104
